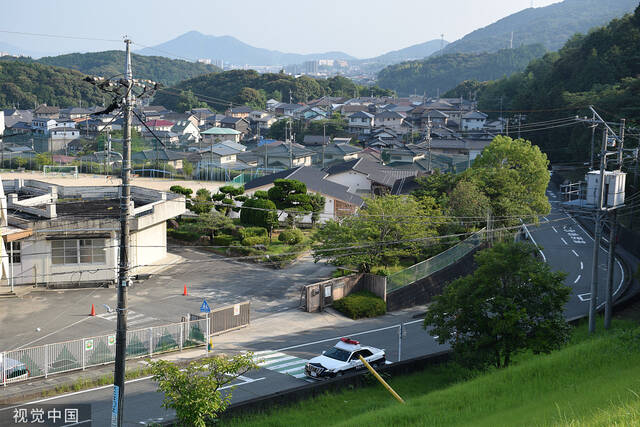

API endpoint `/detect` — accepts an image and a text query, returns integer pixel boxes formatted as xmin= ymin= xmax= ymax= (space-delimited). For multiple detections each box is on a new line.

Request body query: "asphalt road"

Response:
xmin=528 ymin=186 xmax=624 ymax=320
xmin=0 ymin=248 xmax=336 ymax=351
xmin=0 ymin=310 xmax=444 ymax=426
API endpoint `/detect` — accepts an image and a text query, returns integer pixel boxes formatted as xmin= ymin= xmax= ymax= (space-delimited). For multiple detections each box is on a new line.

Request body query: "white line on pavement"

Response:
xmin=572 ymin=250 xmax=579 ymax=257
xmin=16 ymin=316 xmax=92 ymax=350
xmin=274 ymin=319 xmax=424 ymax=353
xmin=561 ymin=238 xmax=568 ymax=245
xmin=580 ymin=261 xmax=584 ymax=270
xmin=574 ymin=275 xmax=581 ymax=284
xmin=552 ymin=226 xmax=558 ymax=233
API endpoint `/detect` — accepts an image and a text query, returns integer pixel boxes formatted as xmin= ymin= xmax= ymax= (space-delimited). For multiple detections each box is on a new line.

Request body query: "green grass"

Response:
xmin=225 ymin=318 xmax=640 ymax=426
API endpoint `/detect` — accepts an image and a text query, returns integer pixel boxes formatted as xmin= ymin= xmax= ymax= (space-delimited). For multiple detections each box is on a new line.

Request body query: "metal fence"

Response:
xmin=1 ymin=301 xmax=250 ymax=386
xmin=386 ymin=231 xmax=485 ymax=293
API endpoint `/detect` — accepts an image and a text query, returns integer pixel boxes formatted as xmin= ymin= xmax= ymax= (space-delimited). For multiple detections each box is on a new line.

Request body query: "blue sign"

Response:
xmin=200 ymin=299 xmax=211 ymax=313
xmin=111 ymin=385 xmax=119 ymax=426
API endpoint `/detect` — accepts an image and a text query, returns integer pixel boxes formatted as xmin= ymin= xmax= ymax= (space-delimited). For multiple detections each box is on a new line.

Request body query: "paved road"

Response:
xmin=0 ymin=248 xmax=336 ymax=351
xmin=527 ymin=185 xmax=624 ymax=320
xmin=0 ymin=310 xmax=444 ymax=426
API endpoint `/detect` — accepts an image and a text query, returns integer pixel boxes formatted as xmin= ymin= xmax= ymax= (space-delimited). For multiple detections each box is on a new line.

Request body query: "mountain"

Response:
xmin=0 ymin=61 xmax=107 ymax=109
xmin=0 ymin=41 xmax=53 ymax=59
xmin=153 ymin=70 xmax=394 ymax=112
xmin=365 ymin=39 xmax=448 ymax=64
xmin=137 ymin=31 xmax=356 ymax=66
xmin=36 ymin=51 xmax=220 ymax=86
xmin=377 ymin=44 xmax=547 ymax=96
xmin=448 ymin=5 xmax=640 ymax=163
xmin=443 ymin=0 xmax=638 ymax=54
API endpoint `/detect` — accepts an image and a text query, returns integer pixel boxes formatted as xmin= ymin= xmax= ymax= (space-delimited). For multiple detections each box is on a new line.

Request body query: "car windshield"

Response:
xmin=324 ymin=347 xmax=351 ymax=362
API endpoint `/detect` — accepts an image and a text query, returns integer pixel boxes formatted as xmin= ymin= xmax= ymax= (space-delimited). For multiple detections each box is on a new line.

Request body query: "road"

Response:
xmin=527 ymin=185 xmax=624 ymax=320
xmin=0 ymin=248 xmax=336 ymax=351
xmin=0 ymin=310 xmax=445 ymax=426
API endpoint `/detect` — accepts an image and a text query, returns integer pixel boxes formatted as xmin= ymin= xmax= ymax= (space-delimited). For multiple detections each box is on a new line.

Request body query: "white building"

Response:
xmin=0 ymin=178 xmax=186 ymax=289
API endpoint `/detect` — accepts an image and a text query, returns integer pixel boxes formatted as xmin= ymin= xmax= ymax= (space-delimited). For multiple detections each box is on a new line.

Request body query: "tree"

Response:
xmin=468 ymin=136 xmax=550 ymax=223
xmin=309 ymin=193 xmax=326 ymax=228
xmin=211 ymin=185 xmax=244 ymax=216
xmin=448 ymin=179 xmax=491 ymax=230
xmin=424 ymin=242 xmax=570 ymax=369
xmin=150 ymin=354 xmax=257 ymax=427
xmin=198 ymin=211 xmax=234 ymax=240
xmin=267 ymin=179 xmax=312 ymax=227
xmin=182 ymin=159 xmax=193 ymax=178
xmin=313 ymin=195 xmax=441 ymax=272
xmin=240 ymin=197 xmax=278 ymax=240
xmin=189 ymin=188 xmax=212 ymax=214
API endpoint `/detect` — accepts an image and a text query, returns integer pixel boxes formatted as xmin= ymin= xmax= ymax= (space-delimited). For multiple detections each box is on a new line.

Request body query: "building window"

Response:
xmin=10 ymin=242 xmax=20 ymax=264
xmin=52 ymin=239 xmax=106 ymax=265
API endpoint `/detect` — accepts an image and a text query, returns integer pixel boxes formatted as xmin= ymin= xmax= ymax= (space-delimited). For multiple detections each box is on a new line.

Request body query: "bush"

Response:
xmin=241 ymin=236 xmax=270 ymax=247
xmin=333 ymin=291 xmax=386 ymax=319
xmin=169 ymin=185 xmax=192 ymax=197
xmin=168 ymin=229 xmax=201 ymax=242
xmin=278 ymin=228 xmax=304 ymax=245
xmin=212 ymin=235 xmax=234 ymax=246
xmin=240 ymin=227 xmax=268 ymax=239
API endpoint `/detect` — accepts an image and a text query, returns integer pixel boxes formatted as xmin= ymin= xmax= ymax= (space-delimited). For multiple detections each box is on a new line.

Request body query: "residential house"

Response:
xmin=251 ymin=141 xmax=315 ymax=168
xmin=294 ymin=106 xmax=328 ymax=122
xmin=144 ymin=130 xmax=180 ymax=146
xmin=324 ymin=158 xmax=417 ymax=195
xmin=348 ymin=111 xmax=375 ymax=135
xmin=2 ymin=110 xmax=33 ymax=128
xmin=220 ymin=116 xmax=251 ymax=137
xmin=312 ymin=143 xmax=361 ymax=166
xmin=461 ymin=111 xmax=488 ymax=131
xmin=266 ymin=99 xmax=280 ymax=111
xmin=171 ymin=120 xmax=200 ymax=141
xmin=140 ymin=105 xmax=170 ymax=121
xmin=382 ymin=147 xmax=425 ymax=165
xmin=132 ymin=149 xmax=187 ymax=170
xmin=1 ymin=178 xmax=185 ymax=287
xmin=59 ymin=107 xmax=96 ymax=120
xmin=145 ymin=119 xmax=175 ymax=132
xmin=244 ymin=166 xmax=364 ymax=222
xmin=33 ymin=105 xmax=60 ymax=120
xmin=31 ymin=118 xmax=57 ymax=135
xmin=374 ymin=111 xmax=405 ymax=133
xmin=274 ymin=103 xmax=303 ymax=116
xmin=302 ymin=135 xmax=331 ymax=146
xmin=201 ymin=127 xmax=242 ymax=143
xmin=248 ymin=111 xmax=277 ymax=133
xmin=225 ymin=106 xmax=252 ymax=119
xmin=49 ymin=127 xmax=81 ymax=141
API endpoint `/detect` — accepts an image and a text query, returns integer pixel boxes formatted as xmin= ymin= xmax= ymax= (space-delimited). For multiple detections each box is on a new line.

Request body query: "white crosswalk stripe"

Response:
xmin=252 ymin=351 xmax=308 ymax=379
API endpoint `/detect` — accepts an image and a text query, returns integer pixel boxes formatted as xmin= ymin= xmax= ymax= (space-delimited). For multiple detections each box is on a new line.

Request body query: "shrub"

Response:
xmin=240 ymin=227 xmax=268 ymax=239
xmin=169 ymin=185 xmax=192 ymax=197
xmin=254 ymin=190 xmax=269 ymax=199
xmin=278 ymin=228 xmax=304 ymax=245
xmin=241 ymin=236 xmax=270 ymax=247
xmin=333 ymin=291 xmax=386 ymax=319
xmin=212 ymin=235 xmax=234 ymax=246
xmin=168 ymin=229 xmax=200 ymax=242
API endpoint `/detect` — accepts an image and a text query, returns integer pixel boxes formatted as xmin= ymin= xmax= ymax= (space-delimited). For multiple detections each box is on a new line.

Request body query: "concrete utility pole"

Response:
xmin=588 ymin=127 xmax=606 ymax=334
xmin=589 ymin=110 xmax=596 ymax=170
xmin=426 ymin=116 xmax=432 ymax=172
xmin=114 ymin=38 xmax=133 ymax=427
xmin=322 ymin=122 xmax=326 ymax=169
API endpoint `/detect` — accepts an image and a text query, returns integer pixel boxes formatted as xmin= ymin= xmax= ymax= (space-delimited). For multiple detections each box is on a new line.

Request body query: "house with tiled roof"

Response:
xmin=348 ymin=111 xmax=375 ymax=135
xmin=33 ymin=104 xmax=60 ymax=119
xmin=324 ymin=158 xmax=417 ymax=195
xmin=251 ymin=141 xmax=315 ymax=168
xmin=225 ymin=106 xmax=252 ymax=118
xmin=145 ymin=119 xmax=175 ymax=132
xmin=220 ymin=116 xmax=250 ymax=137
xmin=201 ymin=127 xmax=242 ymax=143
xmin=244 ymin=166 xmax=364 ymax=222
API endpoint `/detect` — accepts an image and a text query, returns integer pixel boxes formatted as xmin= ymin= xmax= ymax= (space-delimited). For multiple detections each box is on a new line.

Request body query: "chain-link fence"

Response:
xmin=386 ymin=231 xmax=485 ymax=293
xmin=1 ymin=301 xmax=250 ymax=386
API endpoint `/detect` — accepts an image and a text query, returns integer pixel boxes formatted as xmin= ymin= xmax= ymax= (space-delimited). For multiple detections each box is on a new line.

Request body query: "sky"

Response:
xmin=1 ymin=0 xmax=561 ymax=58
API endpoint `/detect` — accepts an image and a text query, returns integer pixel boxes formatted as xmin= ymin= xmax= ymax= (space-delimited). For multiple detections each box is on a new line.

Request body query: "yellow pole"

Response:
xmin=358 ymin=355 xmax=404 ymax=404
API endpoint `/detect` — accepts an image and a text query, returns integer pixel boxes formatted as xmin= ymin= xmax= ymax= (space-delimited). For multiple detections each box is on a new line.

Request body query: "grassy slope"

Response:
xmin=227 ymin=319 xmax=640 ymax=426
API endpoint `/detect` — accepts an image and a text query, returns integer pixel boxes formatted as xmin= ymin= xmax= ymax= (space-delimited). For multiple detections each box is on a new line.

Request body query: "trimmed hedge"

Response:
xmin=333 ymin=291 xmax=386 ymax=319
xmin=278 ymin=228 xmax=304 ymax=245
xmin=212 ymin=235 xmax=234 ymax=246
xmin=241 ymin=236 xmax=269 ymax=247
xmin=240 ymin=227 xmax=268 ymax=239
xmin=168 ymin=229 xmax=200 ymax=242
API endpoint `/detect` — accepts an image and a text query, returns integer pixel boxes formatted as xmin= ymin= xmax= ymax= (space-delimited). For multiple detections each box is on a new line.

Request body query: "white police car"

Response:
xmin=304 ymin=338 xmax=385 ymax=378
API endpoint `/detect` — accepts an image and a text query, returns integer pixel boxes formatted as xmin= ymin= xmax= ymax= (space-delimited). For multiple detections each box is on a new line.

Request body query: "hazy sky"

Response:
xmin=1 ymin=0 xmax=561 ymax=58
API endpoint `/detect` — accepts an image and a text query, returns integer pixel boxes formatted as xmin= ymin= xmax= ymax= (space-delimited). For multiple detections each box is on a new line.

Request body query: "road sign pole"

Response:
xmin=398 ymin=322 xmax=403 ymax=362
xmin=205 ymin=312 xmax=210 ymax=354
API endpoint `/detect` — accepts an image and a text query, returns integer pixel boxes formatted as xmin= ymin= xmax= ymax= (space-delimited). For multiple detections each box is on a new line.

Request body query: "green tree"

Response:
xmin=240 ymin=197 xmax=278 ymax=240
xmin=469 ymin=136 xmax=550 ymax=223
xmin=150 ymin=354 xmax=257 ymax=427
xmin=182 ymin=159 xmax=194 ymax=178
xmin=189 ymin=188 xmax=212 ymax=214
xmin=424 ymin=242 xmax=570 ymax=369
xmin=313 ymin=195 xmax=441 ymax=272
xmin=309 ymin=193 xmax=326 ymax=228
xmin=448 ymin=179 xmax=491 ymax=229
xmin=198 ymin=211 xmax=234 ymax=240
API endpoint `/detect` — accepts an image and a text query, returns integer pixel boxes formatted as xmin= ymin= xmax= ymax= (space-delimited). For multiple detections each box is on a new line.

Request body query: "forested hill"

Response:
xmin=37 ymin=51 xmax=220 ymax=86
xmin=153 ymin=70 xmax=395 ymax=112
xmin=376 ymin=44 xmax=546 ymax=96
xmin=0 ymin=61 xmax=107 ymax=109
xmin=446 ymin=5 xmax=640 ymax=163
xmin=443 ymin=0 xmax=638 ymax=54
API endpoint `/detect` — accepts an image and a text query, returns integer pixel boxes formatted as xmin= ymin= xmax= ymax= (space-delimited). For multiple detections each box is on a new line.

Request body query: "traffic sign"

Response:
xmin=200 ymin=299 xmax=211 ymax=313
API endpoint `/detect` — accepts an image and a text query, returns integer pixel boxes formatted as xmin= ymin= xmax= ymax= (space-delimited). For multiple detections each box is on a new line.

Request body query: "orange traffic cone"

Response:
xmin=183 ymin=285 xmax=188 ymax=296
xmin=90 ymin=304 xmax=96 ymax=316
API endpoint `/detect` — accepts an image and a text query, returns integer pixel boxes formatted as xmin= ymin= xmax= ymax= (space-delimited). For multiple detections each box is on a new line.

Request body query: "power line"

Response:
xmin=0 ymin=29 xmax=122 ymax=43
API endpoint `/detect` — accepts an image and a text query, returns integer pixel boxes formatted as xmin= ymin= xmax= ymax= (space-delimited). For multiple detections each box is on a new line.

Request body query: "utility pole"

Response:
xmin=114 ymin=38 xmax=133 ymax=427
xmin=588 ymin=127 xmax=607 ymax=334
xmin=426 ymin=116 xmax=432 ymax=172
xmin=589 ymin=110 xmax=596 ymax=170
xmin=322 ymin=122 xmax=326 ymax=169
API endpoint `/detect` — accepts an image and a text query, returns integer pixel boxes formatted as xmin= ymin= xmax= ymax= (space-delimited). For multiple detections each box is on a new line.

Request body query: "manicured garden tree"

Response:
xmin=189 ymin=188 xmax=213 ymax=214
xmin=424 ymin=241 xmax=570 ymax=369
xmin=211 ymin=185 xmax=245 ymax=216
xmin=267 ymin=179 xmax=312 ymax=228
xmin=240 ymin=197 xmax=278 ymax=241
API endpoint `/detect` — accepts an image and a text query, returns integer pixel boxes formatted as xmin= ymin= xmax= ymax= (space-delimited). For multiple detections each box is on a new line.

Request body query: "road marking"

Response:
xmin=578 ymin=293 xmax=591 ymax=302
xmin=521 ymin=220 xmax=546 ymax=262
xmin=543 ymin=217 xmax=549 ymax=222
xmin=552 ymin=226 xmax=558 ymax=233
xmin=572 ymin=250 xmax=579 ymax=257
xmin=0 ymin=375 xmax=265 ymax=413
xmin=561 ymin=238 xmax=568 ymax=245
xmin=580 ymin=261 xmax=584 ymax=270
xmin=253 ymin=351 xmax=309 ymax=379
xmin=16 ymin=316 xmax=92 ymax=350
xmin=97 ymin=310 xmax=156 ymax=327
xmin=574 ymin=275 xmax=581 ymax=284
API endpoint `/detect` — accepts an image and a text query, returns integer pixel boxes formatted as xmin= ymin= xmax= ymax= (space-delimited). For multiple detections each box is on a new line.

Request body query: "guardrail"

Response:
xmin=1 ymin=301 xmax=250 ymax=386
xmin=386 ymin=230 xmax=485 ymax=293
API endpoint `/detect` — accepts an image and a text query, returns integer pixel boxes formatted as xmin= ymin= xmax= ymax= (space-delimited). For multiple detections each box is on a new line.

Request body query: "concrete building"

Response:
xmin=0 ymin=178 xmax=186 ymax=288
